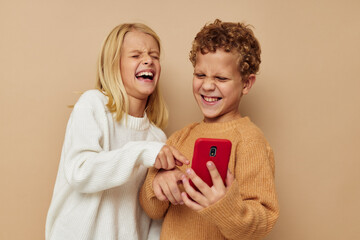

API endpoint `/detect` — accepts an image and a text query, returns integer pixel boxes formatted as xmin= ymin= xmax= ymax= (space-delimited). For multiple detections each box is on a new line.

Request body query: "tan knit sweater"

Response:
xmin=140 ymin=117 xmax=279 ymax=240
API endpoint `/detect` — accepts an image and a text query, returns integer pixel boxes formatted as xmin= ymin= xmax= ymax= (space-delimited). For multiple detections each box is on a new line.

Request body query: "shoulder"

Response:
xmin=234 ymin=118 xmax=268 ymax=144
xmin=78 ymin=89 xmax=107 ymax=104
xmin=74 ymin=90 xmax=108 ymax=113
xmin=233 ymin=118 xmax=275 ymax=172
xmin=65 ymin=90 xmax=110 ymax=135
xmin=69 ymin=90 xmax=109 ymax=125
xmin=167 ymin=122 xmax=199 ymax=146
xmin=170 ymin=122 xmax=199 ymax=139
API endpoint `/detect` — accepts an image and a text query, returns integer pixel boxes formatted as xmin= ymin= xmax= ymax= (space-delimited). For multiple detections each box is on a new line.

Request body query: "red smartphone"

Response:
xmin=190 ymin=138 xmax=232 ymax=189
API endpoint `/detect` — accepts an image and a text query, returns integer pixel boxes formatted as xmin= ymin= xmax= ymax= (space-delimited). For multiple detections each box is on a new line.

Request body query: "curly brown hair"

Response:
xmin=189 ymin=19 xmax=261 ymax=80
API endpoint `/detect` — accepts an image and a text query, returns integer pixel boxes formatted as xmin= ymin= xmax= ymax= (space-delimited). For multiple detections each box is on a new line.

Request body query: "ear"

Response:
xmin=242 ymin=74 xmax=256 ymax=95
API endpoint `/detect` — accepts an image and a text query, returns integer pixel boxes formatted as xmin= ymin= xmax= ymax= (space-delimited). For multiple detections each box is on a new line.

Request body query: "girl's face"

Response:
xmin=192 ymin=49 xmax=254 ymax=123
xmin=120 ymin=30 xmax=161 ymax=105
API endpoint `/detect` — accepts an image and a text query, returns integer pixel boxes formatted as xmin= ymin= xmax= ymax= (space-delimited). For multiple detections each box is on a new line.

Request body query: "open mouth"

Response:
xmin=202 ymin=95 xmax=222 ymax=103
xmin=135 ymin=70 xmax=154 ymax=81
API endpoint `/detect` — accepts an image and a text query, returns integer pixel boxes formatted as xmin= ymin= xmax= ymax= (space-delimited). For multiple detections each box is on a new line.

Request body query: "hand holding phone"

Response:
xmin=190 ymin=138 xmax=232 ymax=188
xmin=181 ymin=138 xmax=233 ymax=210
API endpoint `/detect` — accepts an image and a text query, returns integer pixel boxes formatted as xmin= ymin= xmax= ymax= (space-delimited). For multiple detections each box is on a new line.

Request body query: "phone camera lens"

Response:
xmin=210 ymin=146 xmax=217 ymax=157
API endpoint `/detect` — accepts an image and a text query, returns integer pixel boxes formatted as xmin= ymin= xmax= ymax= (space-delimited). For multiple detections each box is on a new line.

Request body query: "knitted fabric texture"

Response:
xmin=46 ymin=90 xmax=166 ymax=240
xmin=140 ymin=117 xmax=279 ymax=240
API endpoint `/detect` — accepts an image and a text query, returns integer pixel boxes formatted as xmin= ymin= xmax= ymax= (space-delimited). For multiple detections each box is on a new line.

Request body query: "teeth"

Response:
xmin=136 ymin=71 xmax=153 ymax=77
xmin=203 ymin=96 xmax=219 ymax=102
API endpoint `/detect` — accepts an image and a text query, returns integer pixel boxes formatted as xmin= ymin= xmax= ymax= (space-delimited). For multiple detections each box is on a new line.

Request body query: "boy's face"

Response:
xmin=193 ymin=49 xmax=254 ymax=123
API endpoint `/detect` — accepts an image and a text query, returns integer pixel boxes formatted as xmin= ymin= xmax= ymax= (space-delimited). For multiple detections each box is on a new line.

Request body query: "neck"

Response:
xmin=204 ymin=112 xmax=242 ymax=123
xmin=128 ymin=97 xmax=147 ymax=118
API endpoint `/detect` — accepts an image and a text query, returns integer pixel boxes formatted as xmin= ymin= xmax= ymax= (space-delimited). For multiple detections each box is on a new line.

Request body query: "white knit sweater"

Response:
xmin=46 ymin=90 xmax=166 ymax=240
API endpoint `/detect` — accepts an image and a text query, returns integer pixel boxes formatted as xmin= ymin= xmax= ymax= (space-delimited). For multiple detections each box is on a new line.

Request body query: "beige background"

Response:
xmin=1 ymin=0 xmax=359 ymax=239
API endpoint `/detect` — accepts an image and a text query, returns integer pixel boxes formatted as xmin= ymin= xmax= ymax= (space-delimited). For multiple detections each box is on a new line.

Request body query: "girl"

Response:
xmin=46 ymin=23 xmax=188 ymax=240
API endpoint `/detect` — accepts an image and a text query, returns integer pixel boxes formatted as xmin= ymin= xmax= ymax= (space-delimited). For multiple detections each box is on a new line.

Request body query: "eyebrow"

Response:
xmin=128 ymin=50 xmax=160 ymax=55
xmin=194 ymin=69 xmax=229 ymax=78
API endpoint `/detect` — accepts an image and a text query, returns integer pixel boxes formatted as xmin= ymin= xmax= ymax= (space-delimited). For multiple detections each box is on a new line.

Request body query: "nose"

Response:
xmin=202 ymin=77 xmax=216 ymax=91
xmin=142 ymin=54 xmax=153 ymax=65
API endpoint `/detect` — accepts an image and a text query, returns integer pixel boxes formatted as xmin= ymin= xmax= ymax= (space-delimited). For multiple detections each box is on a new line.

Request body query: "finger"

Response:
xmin=169 ymin=146 xmax=190 ymax=165
xmin=167 ymin=180 xmax=183 ymax=204
xmin=154 ymin=158 xmax=161 ymax=169
xmin=185 ymin=168 xmax=212 ymax=197
xmin=175 ymin=159 xmax=183 ymax=166
xmin=162 ymin=147 xmax=175 ymax=169
xmin=160 ymin=182 xmax=178 ymax=204
xmin=170 ymin=170 xmax=186 ymax=204
xmin=182 ymin=172 xmax=208 ymax=206
xmin=225 ymin=169 xmax=235 ymax=188
xmin=181 ymin=192 xmax=203 ymax=211
xmin=155 ymin=150 xmax=167 ymax=169
xmin=153 ymin=181 xmax=167 ymax=201
xmin=206 ymin=161 xmax=225 ymax=189
xmin=158 ymin=150 xmax=168 ymax=169
xmin=158 ymin=172 xmax=182 ymax=204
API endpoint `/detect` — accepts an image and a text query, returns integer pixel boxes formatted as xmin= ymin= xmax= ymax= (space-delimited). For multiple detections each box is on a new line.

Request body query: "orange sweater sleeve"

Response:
xmin=139 ymin=129 xmax=185 ymax=219
xmin=197 ymin=137 xmax=279 ymax=240
xmin=139 ymin=166 xmax=169 ymax=219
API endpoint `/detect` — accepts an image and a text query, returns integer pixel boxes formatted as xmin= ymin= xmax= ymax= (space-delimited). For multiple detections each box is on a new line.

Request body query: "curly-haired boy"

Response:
xmin=140 ymin=19 xmax=279 ymax=240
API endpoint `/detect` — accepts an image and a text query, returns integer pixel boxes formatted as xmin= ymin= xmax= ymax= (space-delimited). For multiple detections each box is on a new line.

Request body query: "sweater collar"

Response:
xmin=120 ymin=112 xmax=150 ymax=130
xmin=196 ymin=116 xmax=250 ymax=133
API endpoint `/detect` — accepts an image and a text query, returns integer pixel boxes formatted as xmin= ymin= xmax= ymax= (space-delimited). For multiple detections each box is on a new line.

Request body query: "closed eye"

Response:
xmin=194 ymin=73 xmax=206 ymax=78
xmin=216 ymin=76 xmax=228 ymax=81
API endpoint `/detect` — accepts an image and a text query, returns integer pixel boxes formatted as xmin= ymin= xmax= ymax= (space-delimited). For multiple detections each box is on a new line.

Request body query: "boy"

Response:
xmin=140 ymin=19 xmax=279 ymax=240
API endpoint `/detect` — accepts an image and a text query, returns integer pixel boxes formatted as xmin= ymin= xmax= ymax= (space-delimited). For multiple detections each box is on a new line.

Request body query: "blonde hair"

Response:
xmin=95 ymin=23 xmax=168 ymax=129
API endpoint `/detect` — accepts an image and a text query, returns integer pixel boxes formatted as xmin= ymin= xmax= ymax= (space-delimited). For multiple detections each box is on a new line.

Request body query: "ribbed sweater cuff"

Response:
xmin=143 ymin=167 xmax=160 ymax=199
xmin=141 ymin=142 xmax=165 ymax=168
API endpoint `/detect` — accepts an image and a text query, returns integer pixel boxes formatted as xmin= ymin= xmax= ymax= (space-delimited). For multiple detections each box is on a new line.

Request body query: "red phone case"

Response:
xmin=190 ymin=138 xmax=232 ymax=188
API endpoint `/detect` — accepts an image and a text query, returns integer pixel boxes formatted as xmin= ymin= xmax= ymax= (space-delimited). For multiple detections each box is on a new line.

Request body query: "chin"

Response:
xmin=145 ymin=90 xmax=157 ymax=98
xmin=202 ymin=112 xmax=220 ymax=120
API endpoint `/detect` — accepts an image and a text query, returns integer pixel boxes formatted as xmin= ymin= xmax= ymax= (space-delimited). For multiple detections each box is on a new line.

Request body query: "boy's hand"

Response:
xmin=180 ymin=161 xmax=234 ymax=211
xmin=153 ymin=168 xmax=184 ymax=205
xmin=154 ymin=145 xmax=189 ymax=170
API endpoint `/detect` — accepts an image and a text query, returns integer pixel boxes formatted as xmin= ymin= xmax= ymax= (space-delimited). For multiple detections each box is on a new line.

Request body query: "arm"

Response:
xmin=62 ymin=103 xmax=165 ymax=194
xmin=183 ymin=139 xmax=279 ymax=240
xmin=139 ymin=129 xmax=187 ymax=219
xmin=139 ymin=167 xmax=170 ymax=219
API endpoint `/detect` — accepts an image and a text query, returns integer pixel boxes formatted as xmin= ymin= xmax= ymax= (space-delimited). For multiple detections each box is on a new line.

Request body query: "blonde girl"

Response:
xmin=46 ymin=23 xmax=188 ymax=240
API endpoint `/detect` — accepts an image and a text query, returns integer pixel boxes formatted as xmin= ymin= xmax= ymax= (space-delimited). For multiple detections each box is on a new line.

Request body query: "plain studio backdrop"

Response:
xmin=1 ymin=0 xmax=359 ymax=239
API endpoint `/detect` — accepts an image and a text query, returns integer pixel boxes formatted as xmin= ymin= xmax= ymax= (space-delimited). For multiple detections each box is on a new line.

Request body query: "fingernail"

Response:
xmin=207 ymin=161 xmax=214 ymax=168
xmin=180 ymin=201 xmax=184 ymax=205
xmin=186 ymin=168 xmax=191 ymax=175
xmin=182 ymin=177 xmax=187 ymax=183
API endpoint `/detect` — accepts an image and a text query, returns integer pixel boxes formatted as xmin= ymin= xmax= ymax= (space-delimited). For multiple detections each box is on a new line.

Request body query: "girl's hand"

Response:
xmin=181 ymin=161 xmax=234 ymax=211
xmin=154 ymin=145 xmax=189 ymax=170
xmin=153 ymin=168 xmax=184 ymax=205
